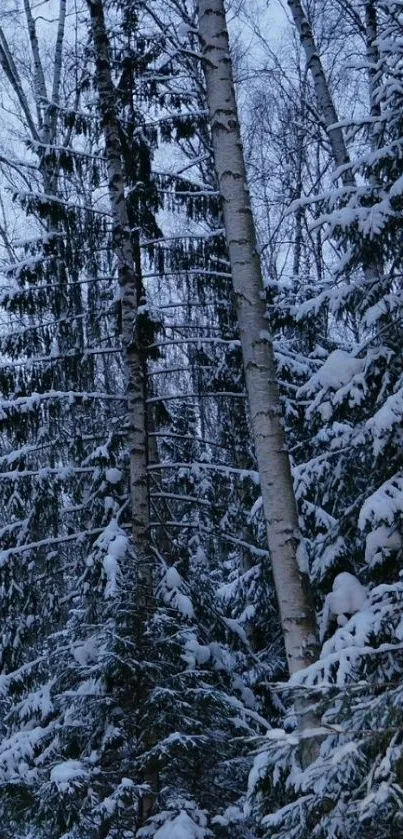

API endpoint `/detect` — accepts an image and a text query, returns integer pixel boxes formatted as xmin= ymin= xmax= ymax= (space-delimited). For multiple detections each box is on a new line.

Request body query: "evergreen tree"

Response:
xmin=0 ymin=1 xmax=262 ymax=835
xmin=246 ymin=2 xmax=403 ymax=836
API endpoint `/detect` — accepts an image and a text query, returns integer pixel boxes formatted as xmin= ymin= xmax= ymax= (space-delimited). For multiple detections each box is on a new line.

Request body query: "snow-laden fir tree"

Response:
xmin=0 ymin=1 xmax=264 ymax=835
xmin=246 ymin=2 xmax=403 ymax=836
xmin=0 ymin=1 xmax=145 ymax=834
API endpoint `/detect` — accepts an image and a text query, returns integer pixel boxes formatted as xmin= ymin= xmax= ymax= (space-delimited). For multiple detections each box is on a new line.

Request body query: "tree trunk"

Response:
xmin=287 ymin=0 xmax=381 ymax=279
xmin=197 ymin=0 xmax=319 ymax=677
xmin=87 ymin=0 xmax=156 ymax=819
xmin=287 ymin=0 xmax=354 ymax=184
xmin=86 ymin=0 xmax=151 ymax=600
xmin=365 ymin=0 xmax=381 ymax=152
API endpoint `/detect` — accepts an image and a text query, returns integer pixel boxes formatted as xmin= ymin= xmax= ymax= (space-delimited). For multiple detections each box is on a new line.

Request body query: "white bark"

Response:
xmin=87 ymin=0 xmax=156 ymax=815
xmin=365 ymin=0 xmax=381 ymax=152
xmin=23 ymin=0 xmax=48 ymax=109
xmin=287 ymin=0 xmax=381 ymax=280
xmin=197 ymin=0 xmax=318 ymax=675
xmin=287 ymin=0 xmax=354 ymax=184
xmin=0 ymin=24 xmax=39 ymax=141
xmin=24 ymin=0 xmax=66 ymax=194
xmin=86 ymin=0 xmax=152 ymax=609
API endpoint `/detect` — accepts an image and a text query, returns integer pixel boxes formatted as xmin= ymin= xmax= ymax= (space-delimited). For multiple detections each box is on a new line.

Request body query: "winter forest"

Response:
xmin=0 ymin=0 xmax=402 ymax=836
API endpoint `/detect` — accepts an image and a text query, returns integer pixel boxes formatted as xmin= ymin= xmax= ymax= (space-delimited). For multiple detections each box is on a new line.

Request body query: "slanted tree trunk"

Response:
xmin=197 ymin=0 xmax=319 ymax=677
xmin=286 ymin=0 xmax=354 ymax=184
xmin=287 ymin=0 xmax=382 ymax=279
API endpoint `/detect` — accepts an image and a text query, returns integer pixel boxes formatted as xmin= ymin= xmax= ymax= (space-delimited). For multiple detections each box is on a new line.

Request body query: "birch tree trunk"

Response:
xmin=365 ymin=0 xmax=381 ymax=152
xmin=87 ymin=0 xmax=156 ymax=819
xmin=286 ymin=0 xmax=354 ymax=184
xmin=197 ymin=0 xmax=319 ymax=676
xmin=287 ymin=0 xmax=382 ymax=278
xmin=86 ymin=0 xmax=152 ymax=612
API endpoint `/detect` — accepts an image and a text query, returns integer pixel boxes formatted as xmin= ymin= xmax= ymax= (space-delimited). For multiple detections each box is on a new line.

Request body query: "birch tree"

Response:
xmin=86 ymin=0 xmax=152 ymax=619
xmin=197 ymin=0 xmax=318 ymax=676
xmin=286 ymin=0 xmax=353 ymax=179
xmin=286 ymin=0 xmax=384 ymax=285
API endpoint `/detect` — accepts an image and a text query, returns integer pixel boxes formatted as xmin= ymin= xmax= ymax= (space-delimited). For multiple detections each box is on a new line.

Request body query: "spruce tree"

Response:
xmin=246 ymin=2 xmax=403 ymax=836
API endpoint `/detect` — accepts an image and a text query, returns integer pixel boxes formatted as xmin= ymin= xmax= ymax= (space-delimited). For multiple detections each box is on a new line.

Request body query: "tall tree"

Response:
xmin=246 ymin=2 xmax=403 ymax=836
xmin=197 ymin=0 xmax=318 ymax=678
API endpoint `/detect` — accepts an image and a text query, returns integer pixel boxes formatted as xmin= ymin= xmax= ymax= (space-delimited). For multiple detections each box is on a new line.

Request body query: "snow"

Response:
xmin=359 ymin=475 xmax=403 ymax=530
xmin=249 ymin=495 xmax=263 ymax=519
xmin=162 ymin=566 xmax=194 ymax=618
xmin=0 ymin=723 xmax=55 ymax=783
xmin=364 ymin=525 xmax=402 ymax=566
xmin=103 ymin=531 xmax=126 ymax=596
xmin=15 ymin=684 xmax=53 ymax=721
xmin=329 ymin=572 xmax=367 ymax=616
xmin=72 ymin=636 xmax=99 ymax=667
xmin=212 ymin=805 xmax=244 ymax=827
xmin=246 ymin=748 xmax=270 ymax=801
xmin=296 ymin=540 xmax=309 ymax=574
xmin=300 ymin=350 xmax=364 ymax=395
xmin=266 ymin=728 xmax=287 ymax=741
xmin=105 ymin=467 xmax=122 ymax=484
xmin=175 ymin=593 xmax=194 ymax=618
xmin=367 ymin=389 xmax=403 ymax=456
xmin=183 ymin=636 xmax=211 ymax=668
xmin=138 ymin=807 xmax=212 ymax=839
xmin=152 ymin=812 xmax=212 ymax=839
xmin=50 ymin=759 xmax=88 ymax=792
xmin=320 ymin=572 xmax=367 ymax=641
xmin=165 ymin=566 xmax=182 ymax=589
xmin=95 ymin=521 xmax=127 ymax=597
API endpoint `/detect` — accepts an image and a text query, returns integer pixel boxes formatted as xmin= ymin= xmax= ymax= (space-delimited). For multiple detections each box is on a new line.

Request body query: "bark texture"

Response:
xmin=287 ymin=0 xmax=354 ymax=183
xmin=87 ymin=0 xmax=156 ymax=820
xmin=86 ymin=0 xmax=152 ymax=609
xmin=365 ymin=0 xmax=381 ymax=151
xmin=197 ymin=0 xmax=319 ymax=675
xmin=287 ymin=0 xmax=381 ymax=280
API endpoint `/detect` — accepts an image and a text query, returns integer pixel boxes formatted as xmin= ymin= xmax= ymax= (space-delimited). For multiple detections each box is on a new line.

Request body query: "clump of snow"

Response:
xmin=72 ymin=636 xmax=99 ymax=667
xmin=295 ymin=349 xmax=366 ymax=422
xmin=138 ymin=805 xmax=212 ymax=839
xmin=320 ymin=572 xmax=367 ymax=641
xmin=103 ymin=535 xmax=126 ymax=598
xmin=153 ymin=811 xmax=211 ymax=838
xmin=165 ymin=567 xmax=182 ymax=590
xmin=330 ymin=572 xmax=367 ymax=617
xmin=300 ymin=350 xmax=363 ymax=395
xmin=266 ymin=728 xmax=287 ymax=741
xmin=174 ymin=592 xmax=194 ymax=618
xmin=161 ymin=566 xmax=194 ymax=618
xmin=364 ymin=525 xmax=402 ymax=567
xmin=105 ymin=467 xmax=122 ymax=484
xmin=212 ymin=805 xmax=244 ymax=827
xmin=296 ymin=540 xmax=309 ymax=574
xmin=95 ymin=521 xmax=127 ymax=598
xmin=182 ymin=636 xmax=210 ymax=669
xmin=104 ymin=495 xmax=116 ymax=512
xmin=50 ymin=760 xmax=88 ymax=793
